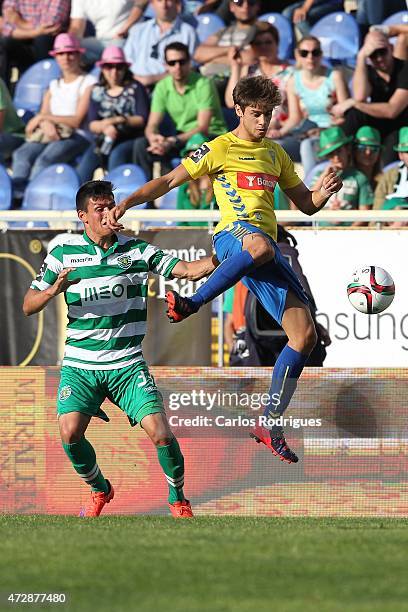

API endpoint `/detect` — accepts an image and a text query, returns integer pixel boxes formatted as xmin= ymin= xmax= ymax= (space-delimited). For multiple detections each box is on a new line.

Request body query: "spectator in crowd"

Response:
xmin=11 ymin=33 xmax=96 ymax=203
xmin=77 ymin=46 xmax=149 ymax=183
xmin=132 ymin=42 xmax=226 ymax=181
xmin=201 ymin=0 xmax=274 ymax=25
xmin=177 ymin=132 xmax=215 ymax=226
xmin=282 ymin=0 xmax=343 ymax=37
xmin=331 ymin=30 xmax=408 ymax=165
xmin=69 ymin=1 xmax=144 ymax=66
xmin=352 ymin=125 xmax=383 ymax=192
xmin=276 ymin=36 xmax=349 ymax=171
xmin=0 ymin=75 xmax=25 ymax=163
xmin=225 ymin=22 xmax=297 ymax=158
xmin=313 ymin=126 xmax=374 ymax=226
xmin=373 ymin=127 xmax=408 ymax=211
xmin=0 ymin=0 xmax=70 ymax=86
xmin=194 ymin=0 xmax=261 ymax=79
xmin=124 ymin=0 xmax=198 ymax=87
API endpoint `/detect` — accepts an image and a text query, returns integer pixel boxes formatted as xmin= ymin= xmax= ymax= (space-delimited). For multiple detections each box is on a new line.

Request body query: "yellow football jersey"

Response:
xmin=181 ymin=131 xmax=302 ymax=241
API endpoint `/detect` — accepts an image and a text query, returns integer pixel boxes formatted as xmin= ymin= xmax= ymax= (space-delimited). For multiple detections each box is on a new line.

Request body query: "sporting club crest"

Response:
xmin=59 ymin=385 xmax=72 ymax=402
xmin=117 ymin=255 xmax=132 ymax=270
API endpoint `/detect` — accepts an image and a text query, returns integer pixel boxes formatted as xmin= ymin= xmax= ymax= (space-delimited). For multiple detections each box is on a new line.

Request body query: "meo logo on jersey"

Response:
xmin=237 ymin=172 xmax=278 ymax=192
xmin=191 ymin=144 xmax=210 ymax=163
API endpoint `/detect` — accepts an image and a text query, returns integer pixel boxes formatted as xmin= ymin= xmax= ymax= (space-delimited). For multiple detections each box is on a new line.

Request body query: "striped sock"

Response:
xmin=156 ymin=437 xmax=185 ymax=503
xmin=62 ymin=437 xmax=109 ymax=493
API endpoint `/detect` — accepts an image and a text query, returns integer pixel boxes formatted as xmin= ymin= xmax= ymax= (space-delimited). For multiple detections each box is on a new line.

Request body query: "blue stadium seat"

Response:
xmin=382 ymin=11 xmax=408 ymax=45
xmin=158 ymin=188 xmax=178 ymax=210
xmin=105 ymin=164 xmax=148 ymax=206
xmin=303 ymin=161 xmax=328 ymax=188
xmin=259 ymin=13 xmax=294 ymax=59
xmin=22 ymin=164 xmax=80 ymax=211
xmin=196 ymin=14 xmax=225 ymax=43
xmin=311 ymin=12 xmax=359 ymax=64
xmin=382 ymin=11 xmax=408 ymax=26
xmin=0 ymin=165 xmax=12 ymax=210
xmin=13 ymin=59 xmax=61 ymax=116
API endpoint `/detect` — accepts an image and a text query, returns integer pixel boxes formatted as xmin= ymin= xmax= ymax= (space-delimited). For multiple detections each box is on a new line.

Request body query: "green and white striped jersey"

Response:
xmin=31 ymin=232 xmax=180 ymax=370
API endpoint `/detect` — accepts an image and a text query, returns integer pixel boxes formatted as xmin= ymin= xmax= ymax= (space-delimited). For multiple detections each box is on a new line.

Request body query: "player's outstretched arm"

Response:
xmin=284 ymin=166 xmax=342 ymax=216
xmin=171 ymin=255 xmax=219 ymax=281
xmin=105 ymin=164 xmax=191 ymax=231
xmin=23 ymin=268 xmax=79 ymax=316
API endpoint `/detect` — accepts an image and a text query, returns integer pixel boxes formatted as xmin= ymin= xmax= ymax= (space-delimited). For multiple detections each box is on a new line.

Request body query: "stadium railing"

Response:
xmin=1 ymin=209 xmax=408 ymax=226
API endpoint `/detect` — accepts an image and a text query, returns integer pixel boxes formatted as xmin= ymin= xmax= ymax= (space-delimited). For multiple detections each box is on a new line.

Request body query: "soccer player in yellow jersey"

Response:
xmin=107 ymin=75 xmax=342 ymax=463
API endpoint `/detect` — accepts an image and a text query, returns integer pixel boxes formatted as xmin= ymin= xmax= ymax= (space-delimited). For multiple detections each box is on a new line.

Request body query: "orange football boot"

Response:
xmin=80 ymin=480 xmax=114 ymax=517
xmin=168 ymin=499 xmax=194 ymax=518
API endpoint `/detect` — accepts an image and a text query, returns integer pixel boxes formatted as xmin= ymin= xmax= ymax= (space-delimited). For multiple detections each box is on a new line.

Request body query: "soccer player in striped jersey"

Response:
xmin=106 ymin=75 xmax=343 ymax=464
xmin=23 ymin=180 xmax=218 ymax=518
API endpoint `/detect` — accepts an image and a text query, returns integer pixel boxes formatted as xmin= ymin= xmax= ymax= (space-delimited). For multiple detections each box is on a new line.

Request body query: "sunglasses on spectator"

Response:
xmin=369 ymin=48 xmax=388 ymax=61
xmin=355 ymin=144 xmax=380 ymax=152
xmin=298 ymin=48 xmax=322 ymax=58
xmin=231 ymin=0 xmax=258 ymax=6
xmin=102 ymin=64 xmax=126 ymax=70
xmin=166 ymin=58 xmax=188 ymax=66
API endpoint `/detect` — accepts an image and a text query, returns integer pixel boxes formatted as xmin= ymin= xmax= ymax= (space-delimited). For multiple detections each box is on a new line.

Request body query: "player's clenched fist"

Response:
xmin=319 ymin=165 xmax=342 ymax=198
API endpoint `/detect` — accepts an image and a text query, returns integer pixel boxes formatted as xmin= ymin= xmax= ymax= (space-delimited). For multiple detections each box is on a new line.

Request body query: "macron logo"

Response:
xmin=237 ymin=172 xmax=278 ymax=192
xmin=70 ymin=257 xmax=93 ymax=263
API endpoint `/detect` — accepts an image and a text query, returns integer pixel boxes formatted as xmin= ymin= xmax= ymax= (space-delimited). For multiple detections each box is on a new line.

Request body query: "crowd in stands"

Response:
xmin=0 ymin=0 xmax=408 ymax=220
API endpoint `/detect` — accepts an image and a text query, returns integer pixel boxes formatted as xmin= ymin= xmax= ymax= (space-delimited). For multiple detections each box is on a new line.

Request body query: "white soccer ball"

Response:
xmin=347 ymin=266 xmax=395 ymax=314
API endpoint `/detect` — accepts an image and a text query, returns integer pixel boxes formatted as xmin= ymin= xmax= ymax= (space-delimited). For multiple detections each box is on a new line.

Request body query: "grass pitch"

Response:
xmin=1 ymin=516 xmax=408 ymax=612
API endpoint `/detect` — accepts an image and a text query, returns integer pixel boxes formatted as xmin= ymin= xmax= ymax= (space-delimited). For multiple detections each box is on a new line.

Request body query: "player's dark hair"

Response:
xmin=233 ymin=75 xmax=281 ymax=113
xmin=76 ymin=180 xmax=114 ymax=212
xmin=164 ymin=42 xmax=190 ymax=62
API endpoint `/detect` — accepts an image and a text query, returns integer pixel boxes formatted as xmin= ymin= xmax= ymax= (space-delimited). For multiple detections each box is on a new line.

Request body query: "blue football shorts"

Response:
xmin=213 ymin=221 xmax=309 ymax=325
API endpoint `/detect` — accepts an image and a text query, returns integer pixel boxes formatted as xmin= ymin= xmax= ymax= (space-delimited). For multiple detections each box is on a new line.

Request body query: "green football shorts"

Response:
xmin=56 ymin=361 xmax=164 ymax=426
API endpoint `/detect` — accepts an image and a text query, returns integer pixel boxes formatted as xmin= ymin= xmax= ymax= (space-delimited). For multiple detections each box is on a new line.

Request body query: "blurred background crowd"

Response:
xmin=0 ymin=0 xmax=408 ymax=219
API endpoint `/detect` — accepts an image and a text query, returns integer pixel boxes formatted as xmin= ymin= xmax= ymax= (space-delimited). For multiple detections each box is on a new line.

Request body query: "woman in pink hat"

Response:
xmin=77 ymin=46 xmax=149 ymax=182
xmin=11 ymin=33 xmax=97 ymax=202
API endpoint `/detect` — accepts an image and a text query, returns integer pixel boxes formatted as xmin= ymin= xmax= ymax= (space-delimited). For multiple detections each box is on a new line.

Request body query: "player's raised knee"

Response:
xmin=244 ymin=235 xmax=275 ymax=266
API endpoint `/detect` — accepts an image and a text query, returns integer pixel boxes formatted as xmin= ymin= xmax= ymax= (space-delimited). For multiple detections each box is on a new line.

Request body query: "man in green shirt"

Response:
xmin=312 ymin=126 xmax=374 ymax=226
xmin=0 ymin=77 xmax=25 ymax=164
xmin=132 ymin=41 xmax=226 ymax=181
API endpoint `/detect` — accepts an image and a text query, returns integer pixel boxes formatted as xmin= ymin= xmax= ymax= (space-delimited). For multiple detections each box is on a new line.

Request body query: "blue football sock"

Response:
xmin=189 ymin=250 xmax=255 ymax=308
xmin=263 ymin=344 xmax=308 ymax=435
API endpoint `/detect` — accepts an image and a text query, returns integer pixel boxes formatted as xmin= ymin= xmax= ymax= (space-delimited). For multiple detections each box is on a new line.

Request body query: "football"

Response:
xmin=347 ymin=266 xmax=395 ymax=314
